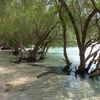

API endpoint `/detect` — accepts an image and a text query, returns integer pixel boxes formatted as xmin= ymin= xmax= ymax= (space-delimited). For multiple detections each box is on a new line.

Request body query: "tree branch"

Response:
xmin=82 ymin=9 xmax=97 ymax=44
xmin=85 ymin=47 xmax=100 ymax=62
xmin=58 ymin=0 xmax=81 ymax=47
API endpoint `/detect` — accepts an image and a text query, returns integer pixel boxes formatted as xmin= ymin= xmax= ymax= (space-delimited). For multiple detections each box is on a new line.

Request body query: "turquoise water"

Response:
xmin=0 ymin=48 xmax=100 ymax=100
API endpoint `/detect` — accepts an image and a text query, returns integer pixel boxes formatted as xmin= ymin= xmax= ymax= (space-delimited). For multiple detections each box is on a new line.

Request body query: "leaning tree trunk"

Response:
xmin=58 ymin=0 xmax=87 ymax=77
xmin=13 ymin=44 xmax=20 ymax=55
xmin=26 ymin=22 xmax=58 ymax=62
xmin=76 ymin=45 xmax=86 ymax=77
xmin=26 ymin=43 xmax=40 ymax=62
xmin=57 ymin=4 xmax=71 ymax=72
xmin=58 ymin=0 xmax=100 ymax=77
xmin=39 ymin=40 xmax=50 ymax=60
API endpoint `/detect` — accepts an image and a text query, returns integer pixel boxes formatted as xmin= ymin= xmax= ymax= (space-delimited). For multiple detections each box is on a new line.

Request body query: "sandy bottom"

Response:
xmin=0 ymin=50 xmax=100 ymax=100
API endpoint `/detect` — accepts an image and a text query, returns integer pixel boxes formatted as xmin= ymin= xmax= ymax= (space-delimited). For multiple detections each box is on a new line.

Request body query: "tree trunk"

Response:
xmin=26 ymin=22 xmax=58 ymax=62
xmin=79 ymin=46 xmax=85 ymax=69
xmin=58 ymin=0 xmax=100 ymax=78
xmin=75 ymin=45 xmax=86 ymax=77
xmin=26 ymin=45 xmax=39 ymax=62
xmin=13 ymin=44 xmax=20 ymax=55
xmin=56 ymin=2 xmax=71 ymax=72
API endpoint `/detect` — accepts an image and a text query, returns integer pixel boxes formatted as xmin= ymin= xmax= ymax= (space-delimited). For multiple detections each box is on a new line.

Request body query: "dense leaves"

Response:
xmin=0 ymin=0 xmax=100 ymax=77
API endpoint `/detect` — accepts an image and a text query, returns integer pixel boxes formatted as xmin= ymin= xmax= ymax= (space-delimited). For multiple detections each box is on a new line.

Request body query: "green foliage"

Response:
xmin=0 ymin=0 xmax=99 ymax=48
xmin=0 ymin=0 xmax=58 ymax=48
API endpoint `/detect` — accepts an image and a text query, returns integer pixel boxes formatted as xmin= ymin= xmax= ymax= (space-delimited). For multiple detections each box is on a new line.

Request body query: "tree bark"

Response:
xmin=55 ymin=0 xmax=71 ymax=72
xmin=26 ymin=22 xmax=58 ymax=62
xmin=58 ymin=0 xmax=86 ymax=72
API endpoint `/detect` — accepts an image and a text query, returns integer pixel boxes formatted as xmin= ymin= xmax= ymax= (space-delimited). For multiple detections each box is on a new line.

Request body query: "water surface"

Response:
xmin=0 ymin=48 xmax=100 ymax=100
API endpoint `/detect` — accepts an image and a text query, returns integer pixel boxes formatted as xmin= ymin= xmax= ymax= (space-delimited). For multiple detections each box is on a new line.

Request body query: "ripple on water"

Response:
xmin=0 ymin=49 xmax=100 ymax=100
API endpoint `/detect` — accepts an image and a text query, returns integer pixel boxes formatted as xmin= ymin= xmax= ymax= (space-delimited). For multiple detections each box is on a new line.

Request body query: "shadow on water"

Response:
xmin=28 ymin=62 xmax=100 ymax=99
xmin=0 ymin=49 xmax=100 ymax=100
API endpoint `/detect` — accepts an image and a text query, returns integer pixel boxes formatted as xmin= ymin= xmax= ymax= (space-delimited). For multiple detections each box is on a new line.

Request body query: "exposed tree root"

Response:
xmin=12 ymin=50 xmax=20 ymax=56
xmin=12 ymin=55 xmax=43 ymax=64
xmin=12 ymin=57 xmax=26 ymax=64
xmin=75 ymin=69 xmax=86 ymax=78
xmin=37 ymin=71 xmax=58 ymax=78
xmin=62 ymin=68 xmax=71 ymax=75
xmin=89 ymin=68 xmax=100 ymax=78
xmin=75 ymin=67 xmax=100 ymax=78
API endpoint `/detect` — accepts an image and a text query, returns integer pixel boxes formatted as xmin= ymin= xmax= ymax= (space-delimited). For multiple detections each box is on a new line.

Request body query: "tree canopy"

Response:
xmin=0 ymin=0 xmax=100 ymax=78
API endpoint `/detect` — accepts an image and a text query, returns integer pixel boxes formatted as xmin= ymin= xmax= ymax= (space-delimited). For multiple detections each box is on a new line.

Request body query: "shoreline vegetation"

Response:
xmin=0 ymin=46 xmax=99 ymax=79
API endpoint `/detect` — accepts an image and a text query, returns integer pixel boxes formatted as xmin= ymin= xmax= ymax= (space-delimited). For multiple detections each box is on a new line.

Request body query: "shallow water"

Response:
xmin=0 ymin=48 xmax=100 ymax=100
